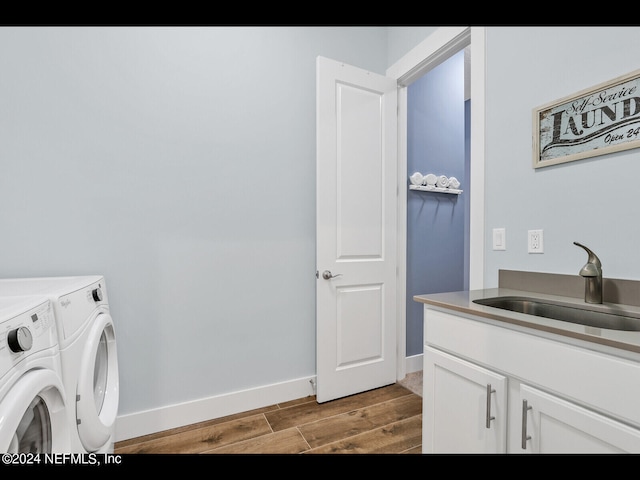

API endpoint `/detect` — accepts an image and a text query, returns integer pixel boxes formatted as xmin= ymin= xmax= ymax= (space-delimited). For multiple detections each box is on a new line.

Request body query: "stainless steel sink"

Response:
xmin=473 ymin=296 xmax=640 ymax=331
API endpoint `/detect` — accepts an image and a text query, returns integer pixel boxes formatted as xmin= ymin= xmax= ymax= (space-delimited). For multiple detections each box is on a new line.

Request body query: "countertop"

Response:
xmin=414 ymin=288 xmax=640 ymax=356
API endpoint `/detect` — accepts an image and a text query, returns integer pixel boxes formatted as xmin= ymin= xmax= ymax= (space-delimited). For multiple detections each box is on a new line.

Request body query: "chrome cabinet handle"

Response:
xmin=321 ymin=270 xmax=342 ymax=280
xmin=521 ymin=399 xmax=532 ymax=450
xmin=485 ymin=384 xmax=496 ymax=428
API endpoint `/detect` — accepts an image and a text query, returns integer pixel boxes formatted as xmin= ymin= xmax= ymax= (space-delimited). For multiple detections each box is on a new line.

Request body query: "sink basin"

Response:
xmin=473 ymin=296 xmax=640 ymax=331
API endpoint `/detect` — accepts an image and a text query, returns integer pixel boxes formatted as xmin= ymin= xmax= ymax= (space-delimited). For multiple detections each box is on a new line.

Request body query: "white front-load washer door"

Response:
xmin=76 ymin=311 xmax=118 ymax=452
xmin=0 ymin=369 xmax=70 ymax=453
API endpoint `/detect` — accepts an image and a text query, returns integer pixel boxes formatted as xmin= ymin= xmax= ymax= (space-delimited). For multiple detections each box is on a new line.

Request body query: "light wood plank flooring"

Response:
xmin=114 ymin=382 xmax=422 ymax=454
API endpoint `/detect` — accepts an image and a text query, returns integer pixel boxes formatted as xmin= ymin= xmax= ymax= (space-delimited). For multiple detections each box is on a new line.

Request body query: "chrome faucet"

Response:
xmin=573 ymin=241 xmax=603 ymax=304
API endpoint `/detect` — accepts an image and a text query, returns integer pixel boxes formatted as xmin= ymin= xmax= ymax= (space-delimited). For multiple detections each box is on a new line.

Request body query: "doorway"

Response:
xmin=405 ymin=49 xmax=469 ymax=357
xmin=390 ymin=26 xmax=485 ymax=378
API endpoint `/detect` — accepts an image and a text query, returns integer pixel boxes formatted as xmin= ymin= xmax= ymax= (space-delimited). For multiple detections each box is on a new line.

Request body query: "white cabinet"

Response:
xmin=423 ymin=346 xmax=506 ymax=453
xmin=520 ymin=384 xmax=640 ymax=453
xmin=423 ymin=307 xmax=640 ymax=454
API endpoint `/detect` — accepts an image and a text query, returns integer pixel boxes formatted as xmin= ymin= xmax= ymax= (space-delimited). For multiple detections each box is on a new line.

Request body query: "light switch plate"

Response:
xmin=493 ymin=228 xmax=506 ymax=251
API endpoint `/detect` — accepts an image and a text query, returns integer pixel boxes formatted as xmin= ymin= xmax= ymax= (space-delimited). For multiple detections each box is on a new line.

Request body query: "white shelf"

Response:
xmin=409 ymin=185 xmax=462 ymax=195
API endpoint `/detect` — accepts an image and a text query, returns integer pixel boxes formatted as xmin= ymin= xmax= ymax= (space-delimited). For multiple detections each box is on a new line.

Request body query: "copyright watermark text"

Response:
xmin=2 ymin=453 xmax=122 ymax=466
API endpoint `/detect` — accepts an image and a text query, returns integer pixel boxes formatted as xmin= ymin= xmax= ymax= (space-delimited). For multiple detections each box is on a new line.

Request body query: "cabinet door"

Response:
xmin=423 ymin=346 xmax=507 ymax=453
xmin=520 ymin=384 xmax=640 ymax=453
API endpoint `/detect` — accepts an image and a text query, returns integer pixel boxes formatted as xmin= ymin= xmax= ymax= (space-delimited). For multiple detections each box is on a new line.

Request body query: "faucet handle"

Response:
xmin=573 ymin=241 xmax=602 ymax=269
xmin=574 ymin=241 xmax=603 ymax=304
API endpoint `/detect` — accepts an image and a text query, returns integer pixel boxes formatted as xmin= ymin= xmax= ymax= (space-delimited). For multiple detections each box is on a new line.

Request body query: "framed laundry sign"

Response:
xmin=533 ymin=68 xmax=640 ymax=168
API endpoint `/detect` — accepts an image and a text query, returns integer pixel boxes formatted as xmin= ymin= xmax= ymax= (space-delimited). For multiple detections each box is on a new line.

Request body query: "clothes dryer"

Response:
xmin=0 ymin=277 xmax=119 ymax=453
xmin=0 ymin=295 xmax=70 ymax=453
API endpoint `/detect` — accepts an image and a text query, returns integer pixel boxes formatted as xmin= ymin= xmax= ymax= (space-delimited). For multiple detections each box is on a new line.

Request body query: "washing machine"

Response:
xmin=0 ymin=295 xmax=70 ymax=453
xmin=0 ymin=276 xmax=119 ymax=453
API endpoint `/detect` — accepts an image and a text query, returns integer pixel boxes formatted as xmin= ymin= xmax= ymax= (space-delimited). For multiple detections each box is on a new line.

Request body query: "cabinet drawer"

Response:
xmin=424 ymin=307 xmax=640 ymax=427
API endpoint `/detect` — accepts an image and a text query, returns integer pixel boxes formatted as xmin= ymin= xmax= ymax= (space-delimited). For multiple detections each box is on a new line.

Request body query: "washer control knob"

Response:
xmin=92 ymin=287 xmax=103 ymax=302
xmin=7 ymin=327 xmax=33 ymax=353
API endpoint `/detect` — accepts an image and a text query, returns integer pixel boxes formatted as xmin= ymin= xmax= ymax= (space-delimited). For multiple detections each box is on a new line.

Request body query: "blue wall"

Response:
xmin=406 ymin=49 xmax=468 ymax=356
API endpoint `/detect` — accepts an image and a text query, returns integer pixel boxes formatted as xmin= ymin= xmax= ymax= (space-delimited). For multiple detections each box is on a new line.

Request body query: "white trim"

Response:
xmin=387 ymin=26 xmax=486 ymax=381
xmin=395 ymin=85 xmax=408 ymax=382
xmin=405 ymin=353 xmax=423 ymax=374
xmin=116 ymin=351 xmax=428 ymax=443
xmin=469 ymin=26 xmax=486 ymax=290
xmin=114 ymin=355 xmax=428 ymax=443
xmin=114 ymin=375 xmax=316 ymax=442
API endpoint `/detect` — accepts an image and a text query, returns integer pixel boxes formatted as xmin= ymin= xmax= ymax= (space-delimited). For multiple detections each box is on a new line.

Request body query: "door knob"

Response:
xmin=321 ymin=270 xmax=342 ymax=280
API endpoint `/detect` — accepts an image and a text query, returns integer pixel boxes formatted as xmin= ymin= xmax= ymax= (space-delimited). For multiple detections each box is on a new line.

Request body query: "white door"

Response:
xmin=315 ymin=56 xmax=397 ymax=403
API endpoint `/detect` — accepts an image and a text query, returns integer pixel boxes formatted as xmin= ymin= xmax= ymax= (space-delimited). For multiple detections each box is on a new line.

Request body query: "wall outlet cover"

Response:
xmin=528 ymin=229 xmax=544 ymax=253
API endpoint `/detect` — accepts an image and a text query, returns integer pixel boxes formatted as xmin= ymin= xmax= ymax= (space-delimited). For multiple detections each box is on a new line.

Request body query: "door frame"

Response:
xmin=386 ymin=26 xmax=486 ymax=379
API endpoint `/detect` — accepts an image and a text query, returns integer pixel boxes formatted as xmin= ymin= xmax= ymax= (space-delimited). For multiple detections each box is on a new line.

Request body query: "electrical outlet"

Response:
xmin=528 ymin=229 xmax=544 ymax=253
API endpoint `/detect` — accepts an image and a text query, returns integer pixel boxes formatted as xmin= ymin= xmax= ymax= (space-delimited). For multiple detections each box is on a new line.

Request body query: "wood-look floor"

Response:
xmin=114 ymin=383 xmax=422 ymax=454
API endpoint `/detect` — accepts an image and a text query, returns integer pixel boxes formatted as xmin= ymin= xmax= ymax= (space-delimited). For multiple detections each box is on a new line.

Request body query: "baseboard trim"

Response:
xmin=114 ymin=375 xmax=316 ymax=442
xmin=114 ymin=355 xmax=425 ymax=442
xmin=405 ymin=353 xmax=423 ymax=375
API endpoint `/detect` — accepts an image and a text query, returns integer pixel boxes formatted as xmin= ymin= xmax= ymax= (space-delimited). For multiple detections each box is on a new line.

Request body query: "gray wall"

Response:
xmin=387 ymin=26 xmax=439 ymax=66
xmin=0 ymin=26 xmax=395 ymax=417
xmin=483 ymin=26 xmax=640 ymax=288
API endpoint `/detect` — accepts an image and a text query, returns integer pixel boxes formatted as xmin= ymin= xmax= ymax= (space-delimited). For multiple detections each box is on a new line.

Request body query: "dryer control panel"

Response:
xmin=0 ymin=275 xmax=107 ymax=348
xmin=0 ymin=297 xmax=57 ymax=378
xmin=58 ymin=280 xmax=108 ymax=342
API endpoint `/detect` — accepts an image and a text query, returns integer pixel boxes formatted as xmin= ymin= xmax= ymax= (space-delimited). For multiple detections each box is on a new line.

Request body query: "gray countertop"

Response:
xmin=414 ymin=288 xmax=640 ymax=355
